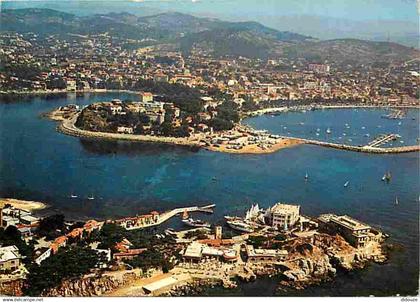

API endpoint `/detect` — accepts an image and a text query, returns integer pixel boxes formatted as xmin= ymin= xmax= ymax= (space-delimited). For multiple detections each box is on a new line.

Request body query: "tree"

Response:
xmin=25 ymin=247 xmax=100 ymax=296
xmin=37 ymin=214 xmax=65 ymax=239
xmin=0 ymin=226 xmax=34 ymax=264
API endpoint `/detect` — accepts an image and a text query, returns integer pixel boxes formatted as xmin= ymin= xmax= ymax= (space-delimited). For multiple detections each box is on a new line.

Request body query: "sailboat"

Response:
xmin=344 ymin=181 xmax=349 ymax=188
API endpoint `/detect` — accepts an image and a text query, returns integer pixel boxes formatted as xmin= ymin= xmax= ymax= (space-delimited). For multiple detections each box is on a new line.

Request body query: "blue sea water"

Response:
xmin=0 ymin=93 xmax=418 ymax=296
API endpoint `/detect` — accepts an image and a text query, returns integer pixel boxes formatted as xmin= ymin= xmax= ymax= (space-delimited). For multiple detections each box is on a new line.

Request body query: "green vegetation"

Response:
xmin=246 ymin=235 xmax=269 ymax=248
xmin=37 ymin=214 xmax=65 ymax=240
xmin=126 ymin=249 xmax=173 ymax=273
xmin=207 ymin=101 xmax=239 ymax=131
xmin=25 ymin=246 xmax=100 ymax=296
xmin=133 ymin=79 xmax=204 ymax=114
xmin=0 ymin=226 xmax=34 ymax=264
xmin=184 ymin=229 xmax=208 ymax=240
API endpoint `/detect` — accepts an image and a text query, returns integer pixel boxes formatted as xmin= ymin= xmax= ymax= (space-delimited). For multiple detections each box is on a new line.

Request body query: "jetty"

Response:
xmin=292 ymin=137 xmax=420 ymax=154
xmin=382 ymin=110 xmax=405 ymax=120
xmin=365 ymin=134 xmax=398 ymax=148
xmin=115 ymin=204 xmax=216 ymax=230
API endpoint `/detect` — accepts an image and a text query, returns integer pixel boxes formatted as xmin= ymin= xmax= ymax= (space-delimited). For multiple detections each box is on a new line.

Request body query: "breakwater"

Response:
xmin=58 ymin=115 xmax=202 ymax=149
xmin=58 ymin=114 xmax=419 ymax=155
xmin=294 ymin=137 xmax=420 ymax=154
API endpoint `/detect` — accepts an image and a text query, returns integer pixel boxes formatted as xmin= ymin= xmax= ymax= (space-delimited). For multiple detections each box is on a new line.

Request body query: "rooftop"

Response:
xmin=331 ymin=215 xmax=371 ymax=231
xmin=270 ymin=203 xmax=300 ymax=214
xmin=0 ymin=245 xmax=21 ymax=262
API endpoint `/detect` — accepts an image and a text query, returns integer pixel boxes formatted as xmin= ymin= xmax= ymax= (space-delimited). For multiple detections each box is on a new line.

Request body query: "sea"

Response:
xmin=0 ymin=92 xmax=418 ymax=296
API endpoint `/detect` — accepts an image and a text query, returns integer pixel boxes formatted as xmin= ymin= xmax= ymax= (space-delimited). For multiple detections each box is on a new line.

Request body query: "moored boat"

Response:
xmin=226 ymin=220 xmax=254 ymax=233
xmin=182 ymin=217 xmax=211 ymax=228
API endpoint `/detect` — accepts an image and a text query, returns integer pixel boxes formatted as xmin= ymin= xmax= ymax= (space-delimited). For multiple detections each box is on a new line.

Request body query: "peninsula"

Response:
xmin=50 ymin=99 xmax=419 ymax=155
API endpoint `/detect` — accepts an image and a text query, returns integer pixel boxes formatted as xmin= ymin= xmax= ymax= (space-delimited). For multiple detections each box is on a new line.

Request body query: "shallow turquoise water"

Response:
xmin=0 ymin=93 xmax=418 ymax=296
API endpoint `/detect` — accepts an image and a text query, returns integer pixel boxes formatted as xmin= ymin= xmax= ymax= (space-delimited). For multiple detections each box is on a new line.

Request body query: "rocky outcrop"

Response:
xmin=43 ymin=272 xmax=138 ymax=297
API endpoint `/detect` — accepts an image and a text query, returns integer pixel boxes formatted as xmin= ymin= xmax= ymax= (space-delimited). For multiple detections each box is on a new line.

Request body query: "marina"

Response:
xmin=0 ymin=93 xmax=418 ymax=296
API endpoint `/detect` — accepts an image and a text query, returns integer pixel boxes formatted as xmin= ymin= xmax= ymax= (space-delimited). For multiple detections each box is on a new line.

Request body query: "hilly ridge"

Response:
xmin=1 ymin=8 xmax=418 ymax=64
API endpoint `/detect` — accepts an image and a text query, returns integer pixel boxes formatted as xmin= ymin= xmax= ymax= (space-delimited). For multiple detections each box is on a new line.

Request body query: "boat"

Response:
xmin=344 ymin=181 xmax=349 ymax=187
xmin=70 ymin=193 xmax=78 ymax=198
xmin=385 ymin=172 xmax=392 ymax=182
xmin=245 ymin=204 xmax=260 ymax=221
xmin=361 ymin=126 xmax=366 ymax=130
xmin=226 ymin=220 xmax=254 ymax=233
xmin=364 ymin=134 xmax=370 ymax=137
xmin=87 ymin=194 xmax=95 ymax=200
xmin=182 ymin=218 xmax=211 ymax=228
xmin=212 ymin=176 xmax=217 ymax=181
xmin=224 ymin=215 xmax=242 ymax=221
xmin=326 ymin=128 xmax=331 ymax=134
xmin=395 ymin=197 xmax=399 ymax=205
xmin=381 ymin=174 xmax=386 ymax=181
xmin=316 ymin=128 xmax=321 ymax=132
xmin=398 ymin=121 xmax=402 ymax=126
xmin=305 ymin=172 xmax=308 ymax=180
xmin=299 ymin=122 xmax=305 ymax=125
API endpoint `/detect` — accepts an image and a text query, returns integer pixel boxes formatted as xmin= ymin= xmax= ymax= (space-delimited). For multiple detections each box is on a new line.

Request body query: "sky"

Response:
xmin=1 ymin=0 xmax=418 ymax=45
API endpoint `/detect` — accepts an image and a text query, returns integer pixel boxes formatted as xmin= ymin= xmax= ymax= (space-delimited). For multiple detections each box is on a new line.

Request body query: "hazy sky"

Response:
xmin=140 ymin=0 xmax=418 ymax=22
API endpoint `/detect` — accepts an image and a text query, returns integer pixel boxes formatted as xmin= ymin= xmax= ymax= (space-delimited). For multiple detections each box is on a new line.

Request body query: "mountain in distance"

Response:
xmin=1 ymin=8 xmax=418 ymax=64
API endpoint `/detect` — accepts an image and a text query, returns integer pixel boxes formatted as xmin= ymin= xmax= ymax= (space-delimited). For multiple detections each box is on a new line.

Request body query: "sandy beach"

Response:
xmin=0 ymin=198 xmax=47 ymax=211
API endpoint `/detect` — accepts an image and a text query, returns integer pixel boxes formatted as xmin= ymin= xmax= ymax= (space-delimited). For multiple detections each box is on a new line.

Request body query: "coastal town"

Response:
xmin=1 ymin=30 xmax=419 ymax=107
xmin=0 ymin=5 xmax=419 ymax=299
xmin=0 ymin=198 xmax=389 ymax=297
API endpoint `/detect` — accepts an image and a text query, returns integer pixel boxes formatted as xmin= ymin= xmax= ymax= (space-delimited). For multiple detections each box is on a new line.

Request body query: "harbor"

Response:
xmin=0 ymin=93 xmax=418 ymax=296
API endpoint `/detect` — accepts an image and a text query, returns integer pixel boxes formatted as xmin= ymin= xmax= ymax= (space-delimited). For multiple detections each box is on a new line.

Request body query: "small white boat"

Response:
xmin=305 ymin=172 xmax=309 ymax=180
xmin=364 ymin=134 xmax=370 ymax=137
xmin=316 ymin=133 xmax=320 ymax=136
xmin=316 ymin=128 xmax=321 ymax=132
xmin=398 ymin=122 xmax=402 ymax=126
xmin=326 ymin=128 xmax=331 ymax=134
xmin=344 ymin=181 xmax=349 ymax=188
xmin=87 ymin=194 xmax=95 ymax=200
xmin=182 ymin=218 xmax=211 ymax=228
xmin=361 ymin=126 xmax=366 ymax=130
xmin=226 ymin=220 xmax=254 ymax=233
xmin=70 ymin=194 xmax=78 ymax=198
xmin=300 ymin=122 xmax=305 ymax=125
xmin=382 ymin=174 xmax=386 ymax=181
xmin=343 ymin=133 xmax=346 ymax=136
xmin=395 ymin=197 xmax=399 ymax=205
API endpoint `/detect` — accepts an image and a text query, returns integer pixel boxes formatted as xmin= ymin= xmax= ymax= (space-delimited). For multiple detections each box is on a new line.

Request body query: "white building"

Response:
xmin=265 ymin=203 xmax=300 ymax=230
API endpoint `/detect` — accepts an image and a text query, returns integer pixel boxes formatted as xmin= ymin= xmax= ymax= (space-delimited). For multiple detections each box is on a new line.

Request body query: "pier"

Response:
xmin=382 ymin=110 xmax=405 ymax=120
xmin=290 ymin=137 xmax=420 ymax=154
xmin=365 ymin=134 xmax=399 ymax=148
xmin=116 ymin=204 xmax=216 ymax=230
